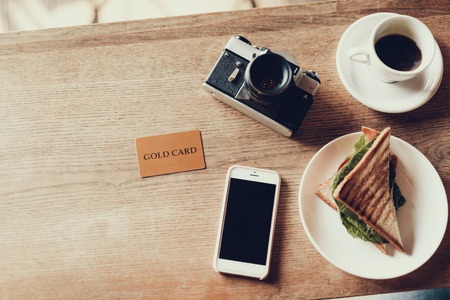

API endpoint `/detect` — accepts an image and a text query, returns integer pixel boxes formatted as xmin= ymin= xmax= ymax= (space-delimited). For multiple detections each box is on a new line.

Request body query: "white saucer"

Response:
xmin=336 ymin=13 xmax=444 ymax=113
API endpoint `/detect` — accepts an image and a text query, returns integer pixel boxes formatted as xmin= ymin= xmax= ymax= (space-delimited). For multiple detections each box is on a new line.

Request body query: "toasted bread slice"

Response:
xmin=333 ymin=128 xmax=404 ymax=253
xmin=315 ymin=178 xmax=338 ymax=210
xmin=315 ymin=178 xmax=387 ymax=254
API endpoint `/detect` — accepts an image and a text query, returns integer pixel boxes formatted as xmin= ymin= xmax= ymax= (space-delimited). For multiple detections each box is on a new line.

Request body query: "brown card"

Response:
xmin=136 ymin=130 xmax=206 ymax=177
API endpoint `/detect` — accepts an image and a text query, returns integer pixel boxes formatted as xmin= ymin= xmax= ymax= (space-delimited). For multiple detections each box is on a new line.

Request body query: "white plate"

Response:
xmin=336 ymin=13 xmax=444 ymax=113
xmin=298 ymin=133 xmax=448 ymax=279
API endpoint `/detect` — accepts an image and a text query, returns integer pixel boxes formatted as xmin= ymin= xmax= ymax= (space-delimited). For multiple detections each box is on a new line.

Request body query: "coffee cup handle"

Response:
xmin=348 ymin=47 xmax=370 ymax=63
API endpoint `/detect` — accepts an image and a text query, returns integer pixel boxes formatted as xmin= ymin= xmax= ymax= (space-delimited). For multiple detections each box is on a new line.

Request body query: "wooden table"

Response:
xmin=0 ymin=0 xmax=449 ymax=299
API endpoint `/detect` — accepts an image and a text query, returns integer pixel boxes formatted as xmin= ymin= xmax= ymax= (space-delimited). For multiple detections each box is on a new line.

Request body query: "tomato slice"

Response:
xmin=337 ymin=158 xmax=349 ymax=171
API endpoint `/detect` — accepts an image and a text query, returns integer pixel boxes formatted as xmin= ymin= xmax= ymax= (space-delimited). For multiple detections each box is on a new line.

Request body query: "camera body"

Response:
xmin=202 ymin=36 xmax=320 ymax=137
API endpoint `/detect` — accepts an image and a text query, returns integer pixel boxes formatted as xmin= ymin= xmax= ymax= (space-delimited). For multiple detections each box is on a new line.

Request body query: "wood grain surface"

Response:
xmin=0 ymin=0 xmax=449 ymax=299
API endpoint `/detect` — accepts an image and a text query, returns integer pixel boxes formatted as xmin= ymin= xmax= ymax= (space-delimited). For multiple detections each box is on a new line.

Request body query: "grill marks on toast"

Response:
xmin=315 ymin=179 xmax=387 ymax=254
xmin=337 ymin=141 xmax=389 ymax=222
xmin=333 ymin=128 xmax=405 ymax=253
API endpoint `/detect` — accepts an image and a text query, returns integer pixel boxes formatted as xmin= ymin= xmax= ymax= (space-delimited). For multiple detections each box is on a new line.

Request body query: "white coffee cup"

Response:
xmin=348 ymin=14 xmax=436 ymax=82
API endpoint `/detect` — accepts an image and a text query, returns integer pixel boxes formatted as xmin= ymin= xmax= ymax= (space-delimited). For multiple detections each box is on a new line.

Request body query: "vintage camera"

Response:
xmin=203 ymin=36 xmax=320 ymax=137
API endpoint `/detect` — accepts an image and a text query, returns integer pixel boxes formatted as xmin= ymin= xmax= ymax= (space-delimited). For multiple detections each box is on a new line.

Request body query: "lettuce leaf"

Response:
xmin=349 ymin=135 xmax=366 ymax=158
xmin=338 ymin=204 xmax=387 ymax=243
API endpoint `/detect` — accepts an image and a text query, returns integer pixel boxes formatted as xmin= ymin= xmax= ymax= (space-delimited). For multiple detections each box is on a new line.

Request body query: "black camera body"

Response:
xmin=203 ymin=36 xmax=320 ymax=137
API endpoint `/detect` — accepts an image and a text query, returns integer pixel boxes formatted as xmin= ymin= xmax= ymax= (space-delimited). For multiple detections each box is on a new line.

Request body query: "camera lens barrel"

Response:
xmin=244 ymin=53 xmax=293 ymax=105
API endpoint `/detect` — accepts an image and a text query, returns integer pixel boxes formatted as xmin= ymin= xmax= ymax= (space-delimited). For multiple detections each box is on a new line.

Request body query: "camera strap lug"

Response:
xmin=297 ymin=73 xmax=320 ymax=96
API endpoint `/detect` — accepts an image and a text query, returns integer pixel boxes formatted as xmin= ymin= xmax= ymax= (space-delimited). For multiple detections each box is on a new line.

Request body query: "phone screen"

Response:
xmin=219 ymin=178 xmax=276 ymax=265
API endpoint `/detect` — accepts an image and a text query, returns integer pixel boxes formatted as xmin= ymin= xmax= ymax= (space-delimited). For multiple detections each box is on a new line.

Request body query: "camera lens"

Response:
xmin=245 ymin=53 xmax=292 ymax=105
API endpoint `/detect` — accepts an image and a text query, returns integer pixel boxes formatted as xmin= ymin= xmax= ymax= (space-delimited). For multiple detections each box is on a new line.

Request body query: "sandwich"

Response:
xmin=315 ymin=126 xmax=406 ymax=254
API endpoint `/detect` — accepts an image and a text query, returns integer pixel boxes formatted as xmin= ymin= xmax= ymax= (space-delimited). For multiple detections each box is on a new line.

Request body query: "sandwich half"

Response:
xmin=315 ymin=127 xmax=406 ymax=254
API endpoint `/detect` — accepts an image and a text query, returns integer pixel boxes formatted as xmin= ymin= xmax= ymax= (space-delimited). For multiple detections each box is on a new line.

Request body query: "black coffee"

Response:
xmin=375 ymin=34 xmax=422 ymax=71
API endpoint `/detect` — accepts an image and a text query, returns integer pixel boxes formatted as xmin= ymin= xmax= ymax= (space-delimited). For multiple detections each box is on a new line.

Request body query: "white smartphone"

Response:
xmin=213 ymin=165 xmax=281 ymax=280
